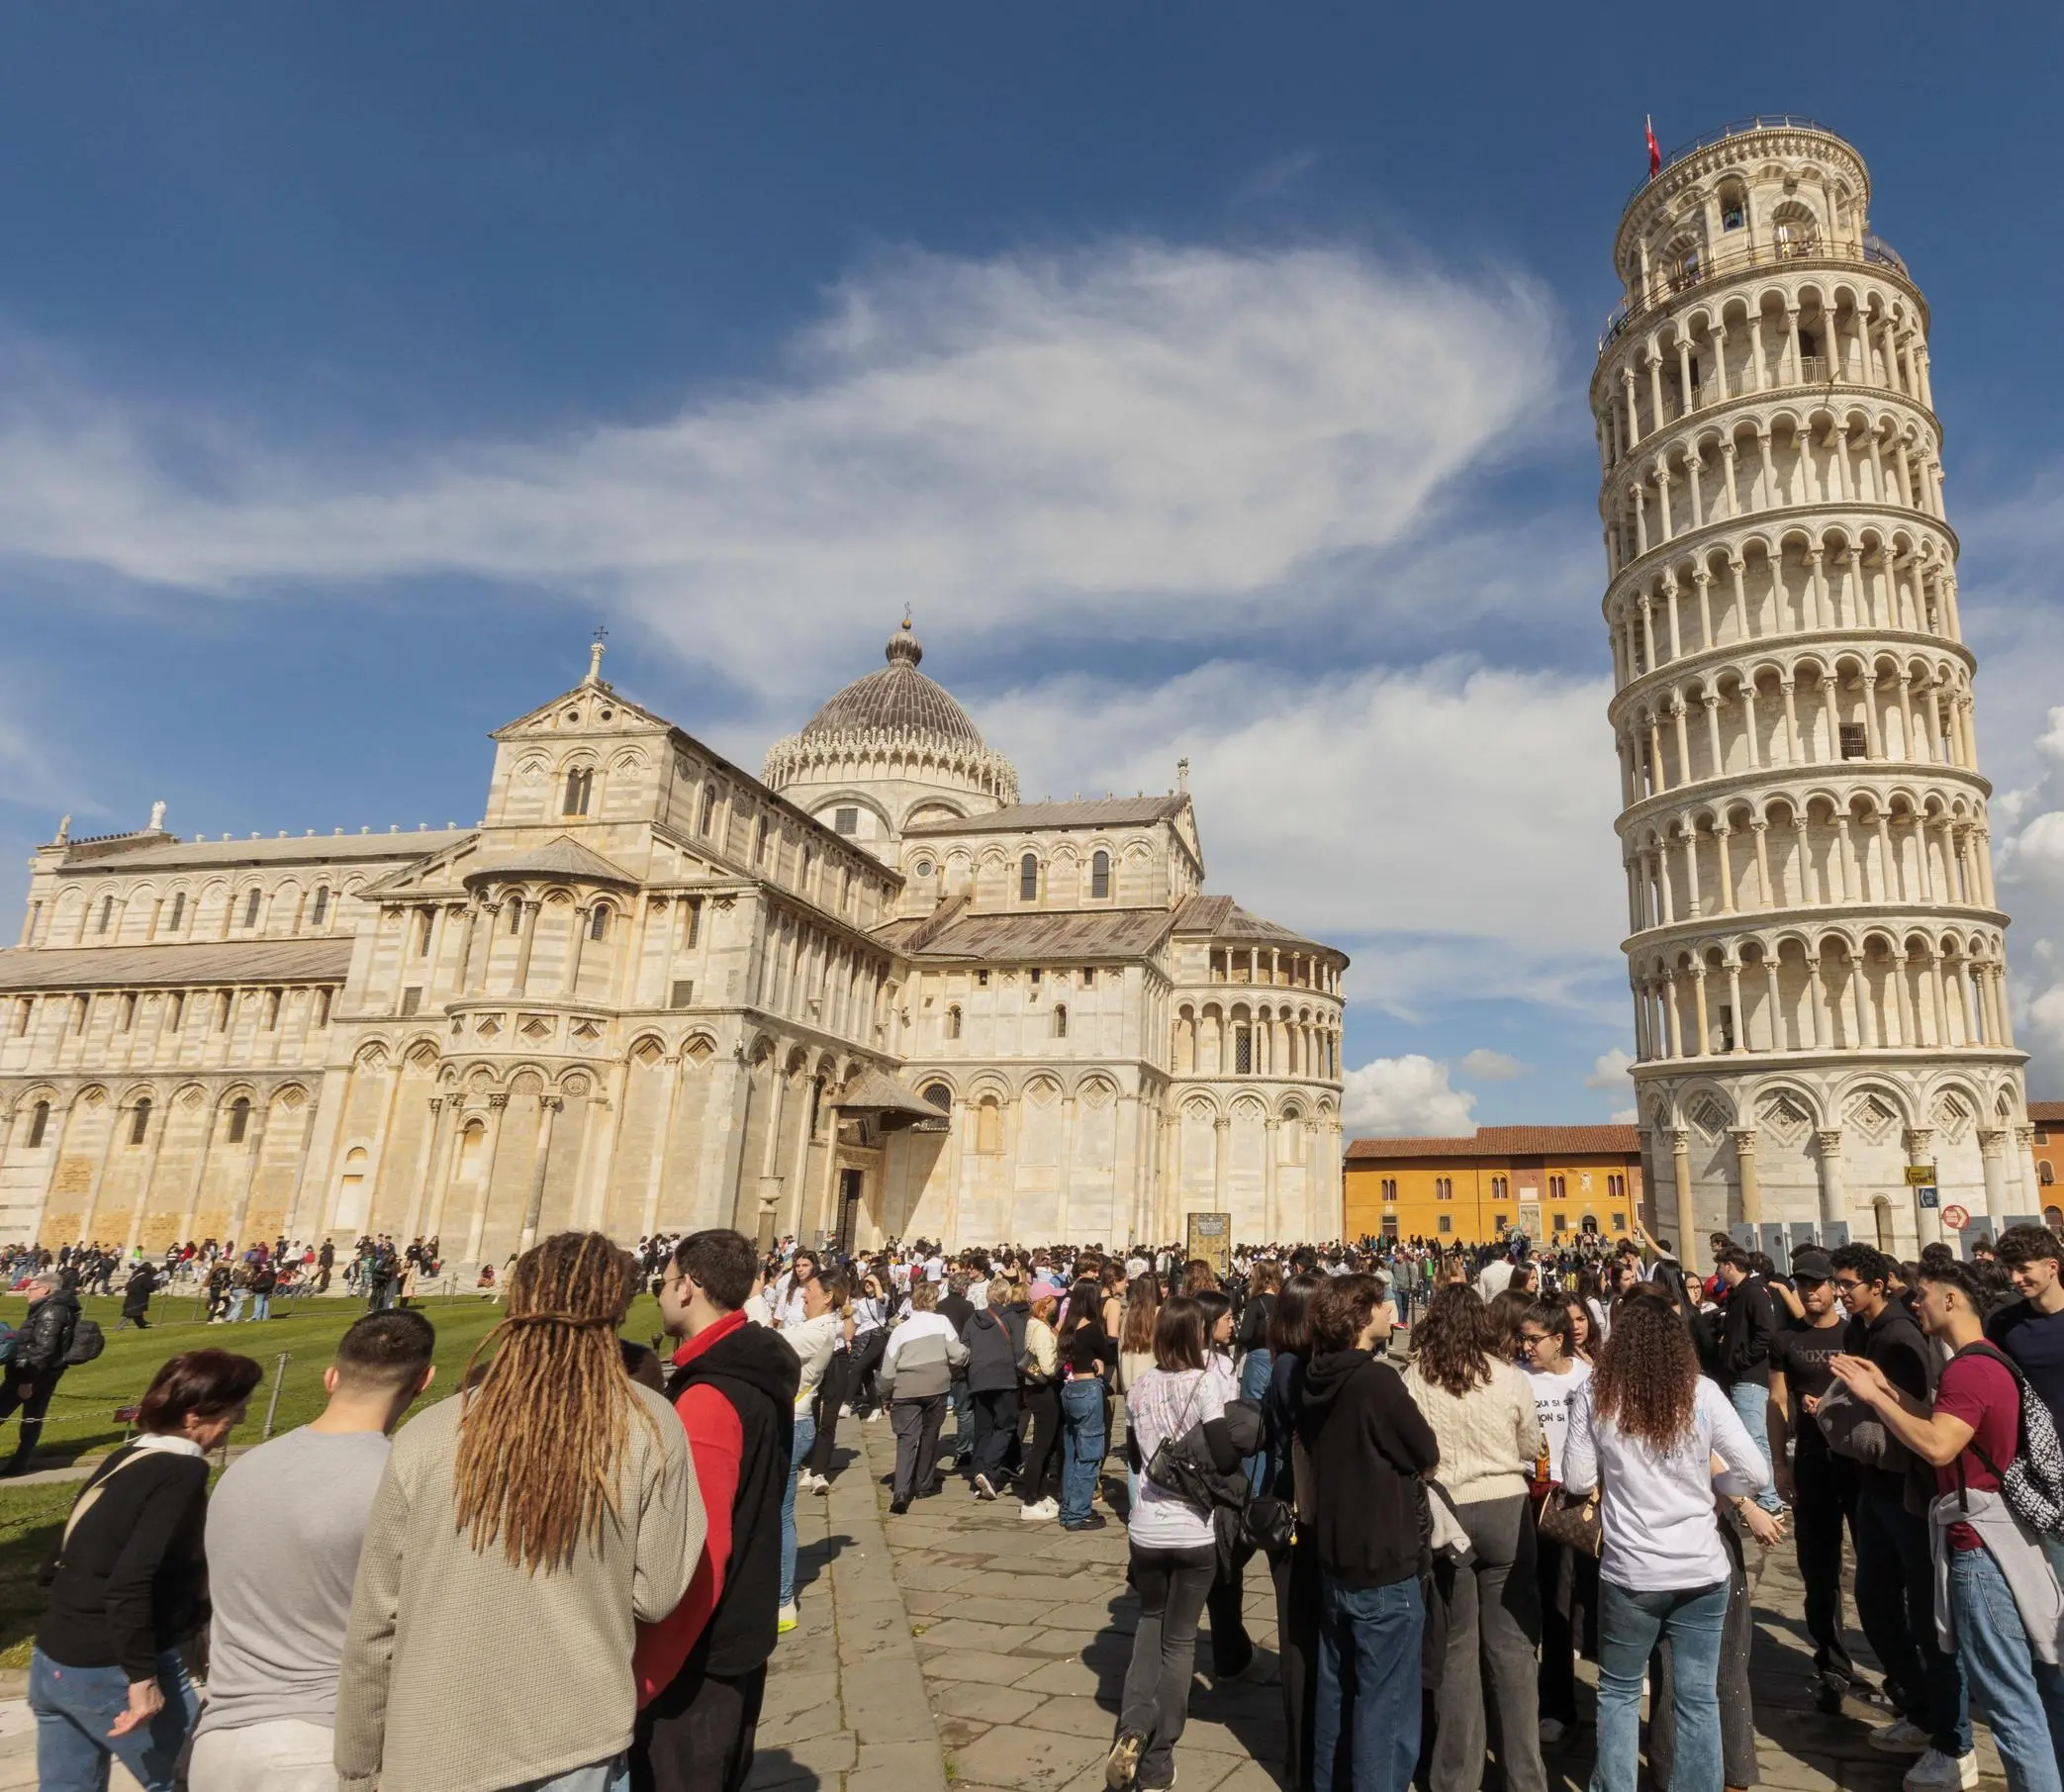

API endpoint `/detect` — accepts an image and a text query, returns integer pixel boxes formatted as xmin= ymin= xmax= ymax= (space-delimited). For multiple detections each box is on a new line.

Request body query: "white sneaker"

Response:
xmin=777 ymin=1602 xmax=798 ymax=1634
xmin=867 ymin=1409 xmax=883 ymax=1423
xmin=1902 ymin=1749 xmax=1977 ymax=1792
xmin=1871 ymin=1719 xmax=1932 ymax=1755
xmin=839 ymin=1403 xmax=854 ymax=1418
xmin=1019 ymin=1497 xmax=1059 ymax=1521
xmin=1539 ymin=1719 xmax=1567 ymax=1747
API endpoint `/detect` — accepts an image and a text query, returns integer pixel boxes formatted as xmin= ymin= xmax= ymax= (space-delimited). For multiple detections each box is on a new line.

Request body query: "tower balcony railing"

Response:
xmin=1621 ymin=116 xmax=1842 ymax=208
xmin=1600 ymin=233 xmax=1911 ymax=353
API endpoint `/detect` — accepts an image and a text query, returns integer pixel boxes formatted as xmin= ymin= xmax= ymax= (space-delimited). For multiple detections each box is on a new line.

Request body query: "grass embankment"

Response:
xmin=0 ymin=1287 xmax=669 ymax=1665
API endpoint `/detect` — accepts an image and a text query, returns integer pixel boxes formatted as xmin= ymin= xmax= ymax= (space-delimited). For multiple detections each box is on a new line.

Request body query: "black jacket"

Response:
xmin=1719 ymin=1273 xmax=1778 ymax=1388
xmin=666 ymin=1317 xmax=799 ymax=1677
xmin=961 ymin=1306 xmax=1028 ymax=1394
xmin=16 ymin=1288 xmax=79 ymax=1377
xmin=38 ymin=1444 xmax=211 ymax=1679
xmin=1298 ymin=1348 xmax=1440 ymax=1590
xmin=121 ymin=1268 xmax=157 ymax=1318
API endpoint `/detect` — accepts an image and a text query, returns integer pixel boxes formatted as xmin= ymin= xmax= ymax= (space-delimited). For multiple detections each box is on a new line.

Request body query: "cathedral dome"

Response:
xmin=800 ymin=619 xmax=985 ymax=749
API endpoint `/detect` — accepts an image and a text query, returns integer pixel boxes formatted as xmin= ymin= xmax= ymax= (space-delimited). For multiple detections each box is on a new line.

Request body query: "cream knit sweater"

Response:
xmin=1406 ymin=1359 xmax=1546 ymax=1505
xmin=334 ymin=1380 xmax=703 ymax=1792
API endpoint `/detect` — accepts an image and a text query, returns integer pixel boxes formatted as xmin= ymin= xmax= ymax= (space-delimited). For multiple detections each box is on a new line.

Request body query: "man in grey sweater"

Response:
xmin=880 ymin=1281 xmax=969 ymax=1513
xmin=190 ymin=1310 xmax=437 ymax=1791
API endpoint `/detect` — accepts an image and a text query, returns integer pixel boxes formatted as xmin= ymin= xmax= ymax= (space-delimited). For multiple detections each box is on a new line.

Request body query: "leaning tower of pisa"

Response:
xmin=1595 ymin=118 xmax=2031 ymax=1268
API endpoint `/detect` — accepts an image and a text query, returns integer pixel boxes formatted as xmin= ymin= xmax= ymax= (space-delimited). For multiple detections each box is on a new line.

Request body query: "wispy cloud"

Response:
xmin=0 ymin=241 xmax=1557 ymax=708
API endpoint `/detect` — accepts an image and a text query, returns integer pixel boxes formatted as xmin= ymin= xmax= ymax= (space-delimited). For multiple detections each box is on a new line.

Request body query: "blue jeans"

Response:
xmin=1950 ymin=1546 xmax=2064 ymax=1792
xmin=780 ymin=1412 xmax=816 ymax=1608
xmin=248 ymin=1291 xmax=270 ymax=1321
xmin=1592 ymin=1578 xmax=1728 ymax=1792
xmin=225 ymin=1289 xmax=246 ymax=1323
xmin=1240 ymin=1348 xmax=1274 ymax=1495
xmin=31 ymin=1646 xmax=199 ymax=1792
xmin=1060 ymin=1376 xmax=1106 ymax=1525
xmin=1727 ymin=1381 xmax=1783 ymax=1511
xmin=1312 ymin=1569 xmax=1424 ymax=1792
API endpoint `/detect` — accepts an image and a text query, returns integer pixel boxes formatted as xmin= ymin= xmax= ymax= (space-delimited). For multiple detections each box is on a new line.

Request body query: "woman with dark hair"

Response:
xmin=33 ymin=1348 xmax=262 ymax=1792
xmin=1562 ymin=1287 xmax=1769 ymax=1792
xmin=1264 ymin=1273 xmax=1326 ymax=1792
xmin=1236 ymin=1261 xmax=1282 ymax=1415
xmin=1057 ymin=1276 xmax=1112 ymax=1531
xmin=1486 ymin=1287 xmax=1535 ymax=1363
xmin=1188 ymin=1285 xmax=1259 ymax=1680
xmin=1521 ymin=1300 xmax=1596 ymax=1746
xmin=1117 ymin=1273 xmax=1164 ymax=1510
xmin=1406 ymin=1285 xmax=1548 ymax=1792
xmin=1299 ymin=1272 xmax=1440 ymax=1792
xmin=335 ymin=1232 xmax=704 ymax=1792
xmin=1107 ymin=1295 xmax=1243 ymax=1792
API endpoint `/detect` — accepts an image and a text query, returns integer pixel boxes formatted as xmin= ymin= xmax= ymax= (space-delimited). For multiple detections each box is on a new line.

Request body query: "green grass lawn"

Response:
xmin=0 ymin=1287 xmax=670 ymax=1667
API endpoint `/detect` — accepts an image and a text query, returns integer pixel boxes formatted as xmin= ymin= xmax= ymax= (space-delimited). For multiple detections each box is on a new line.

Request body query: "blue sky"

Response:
xmin=5 ymin=5 xmax=2064 ymax=1133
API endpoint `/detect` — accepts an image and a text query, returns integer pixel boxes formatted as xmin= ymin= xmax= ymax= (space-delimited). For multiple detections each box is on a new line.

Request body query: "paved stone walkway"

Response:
xmin=0 ymin=1400 xmax=2024 ymax=1792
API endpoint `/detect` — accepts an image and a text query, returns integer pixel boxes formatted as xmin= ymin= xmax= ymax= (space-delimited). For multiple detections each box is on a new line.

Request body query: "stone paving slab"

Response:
xmin=854 ymin=1408 xmax=2017 ymax=1792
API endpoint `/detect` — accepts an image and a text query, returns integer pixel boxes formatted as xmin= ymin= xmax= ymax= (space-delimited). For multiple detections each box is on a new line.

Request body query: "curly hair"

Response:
xmin=1410 ymin=1285 xmax=1494 ymax=1398
xmin=1590 ymin=1284 xmax=1698 ymax=1452
xmin=454 ymin=1231 xmax=656 ymax=1573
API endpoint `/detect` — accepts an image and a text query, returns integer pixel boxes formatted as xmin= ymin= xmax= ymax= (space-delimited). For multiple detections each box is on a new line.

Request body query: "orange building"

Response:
xmin=2027 ymin=1103 xmax=2064 ymax=1226
xmin=1344 ymin=1126 xmax=1648 ymax=1247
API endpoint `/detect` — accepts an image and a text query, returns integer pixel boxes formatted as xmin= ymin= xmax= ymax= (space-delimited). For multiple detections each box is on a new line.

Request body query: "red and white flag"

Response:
xmin=1646 ymin=115 xmax=1661 ymax=177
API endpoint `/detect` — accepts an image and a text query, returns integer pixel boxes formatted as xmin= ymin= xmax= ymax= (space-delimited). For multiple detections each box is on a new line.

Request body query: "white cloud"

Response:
xmin=0 ymin=241 xmax=1556 ymax=707
xmin=1585 ymin=1048 xmax=1635 ymax=1092
xmin=980 ymin=655 xmax=1623 ymax=963
xmin=1342 ymin=1054 xmax=1476 ymax=1137
xmin=1457 ymin=1048 xmax=1527 ymax=1081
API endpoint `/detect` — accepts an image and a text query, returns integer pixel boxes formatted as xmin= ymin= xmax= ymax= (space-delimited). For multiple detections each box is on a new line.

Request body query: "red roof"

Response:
xmin=1347 ymin=1125 xmax=1642 ymax=1162
xmin=2029 ymin=1102 xmax=2064 ymax=1126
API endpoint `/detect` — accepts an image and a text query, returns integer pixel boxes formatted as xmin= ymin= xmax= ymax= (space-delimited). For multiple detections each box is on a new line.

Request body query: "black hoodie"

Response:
xmin=667 ymin=1316 xmax=800 ymax=1675
xmin=1297 ymin=1347 xmax=1439 ymax=1590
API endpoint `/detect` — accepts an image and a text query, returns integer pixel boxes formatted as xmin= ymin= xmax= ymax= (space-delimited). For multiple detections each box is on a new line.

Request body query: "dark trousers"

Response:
xmin=889 ymin=1396 xmax=945 ymax=1500
xmin=807 ymin=1353 xmax=855 ymax=1476
xmin=1793 ymin=1444 xmax=1859 ymax=1685
xmin=1207 ymin=1540 xmax=1256 ymax=1676
xmin=1019 ymin=1384 xmax=1063 ymax=1502
xmin=849 ymin=1331 xmax=889 ymax=1414
xmin=632 ymin=1660 xmax=768 ymax=1792
xmin=1118 ymin=1544 xmax=1217 ymax=1788
xmin=1854 ymin=1484 xmax=1970 ymax=1756
xmin=969 ymin=1388 xmax=1018 ymax=1479
xmin=1428 ymin=1494 xmax=1545 ymax=1792
xmin=1272 ymin=1532 xmax=1322 ymax=1792
xmin=0 ymin=1368 xmax=63 ymax=1464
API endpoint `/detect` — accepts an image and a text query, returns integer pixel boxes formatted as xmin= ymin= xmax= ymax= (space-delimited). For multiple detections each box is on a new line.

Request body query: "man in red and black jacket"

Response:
xmin=633 ymin=1229 xmax=800 ymax=1792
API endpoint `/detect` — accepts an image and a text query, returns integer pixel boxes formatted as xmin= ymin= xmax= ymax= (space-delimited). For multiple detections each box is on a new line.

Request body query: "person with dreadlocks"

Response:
xmin=334 ymin=1232 xmax=704 ymax=1792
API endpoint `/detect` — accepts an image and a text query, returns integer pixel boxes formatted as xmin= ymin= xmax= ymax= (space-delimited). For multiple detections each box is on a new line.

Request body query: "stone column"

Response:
xmin=123 ymin=1100 xmax=173 ymax=1253
xmin=1816 ymin=1128 xmax=1845 ymax=1230
xmin=401 ymin=1096 xmax=447 ymax=1244
xmin=462 ymin=1093 xmax=510 ymax=1265
xmin=1263 ymin=1117 xmax=1280 ymax=1242
xmin=1979 ymin=1127 xmax=2010 ymax=1226
xmin=424 ymin=1103 xmax=471 ymax=1242
xmin=516 ymin=1095 xmax=563 ymax=1257
xmin=226 ymin=1097 xmax=273 ymax=1244
xmin=1907 ymin=1127 xmax=1941 ymax=1247
xmin=1669 ymin=1129 xmax=1698 ymax=1272
xmin=1731 ymin=1128 xmax=1761 ymax=1225
xmin=639 ymin=1053 xmax=687 ymax=1237
xmin=512 ymin=896 xmax=542 ymax=997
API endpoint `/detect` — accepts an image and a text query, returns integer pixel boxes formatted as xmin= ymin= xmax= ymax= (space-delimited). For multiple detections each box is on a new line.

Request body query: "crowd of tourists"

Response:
xmin=19 ymin=1217 xmax=2064 ymax=1792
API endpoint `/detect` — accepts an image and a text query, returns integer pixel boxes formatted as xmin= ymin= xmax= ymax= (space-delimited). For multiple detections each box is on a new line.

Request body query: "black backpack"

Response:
xmin=64 ymin=1318 xmax=105 ymax=1368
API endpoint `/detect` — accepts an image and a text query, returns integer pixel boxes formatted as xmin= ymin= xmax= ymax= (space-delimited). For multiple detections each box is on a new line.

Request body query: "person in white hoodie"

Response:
xmin=879 ymin=1280 xmax=971 ymax=1513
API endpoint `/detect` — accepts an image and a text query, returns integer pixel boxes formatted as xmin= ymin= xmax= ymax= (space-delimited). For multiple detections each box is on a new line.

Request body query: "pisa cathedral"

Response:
xmin=1601 ymin=119 xmax=2033 ymax=1260
xmin=0 ymin=624 xmax=1346 ymax=1265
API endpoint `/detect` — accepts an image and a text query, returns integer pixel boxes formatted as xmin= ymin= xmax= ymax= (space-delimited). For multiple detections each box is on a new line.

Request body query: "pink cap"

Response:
xmin=1030 ymin=1279 xmax=1066 ymax=1301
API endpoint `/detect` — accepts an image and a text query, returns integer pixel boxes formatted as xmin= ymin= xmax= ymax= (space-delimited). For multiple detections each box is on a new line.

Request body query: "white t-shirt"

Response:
xmin=1477 ymin=1260 xmax=1515 ymax=1301
xmin=1563 ymin=1374 xmax=1766 ymax=1590
xmin=1126 ymin=1362 xmax=1237 ymax=1552
xmin=1525 ymin=1359 xmax=1593 ymax=1484
xmin=782 ymin=1313 xmax=844 ymax=1414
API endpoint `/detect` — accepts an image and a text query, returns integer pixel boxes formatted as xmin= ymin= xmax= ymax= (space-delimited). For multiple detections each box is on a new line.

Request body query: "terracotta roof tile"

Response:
xmin=1347 ymin=1125 xmax=1642 ymax=1161
xmin=2028 ymin=1102 xmax=2064 ymax=1126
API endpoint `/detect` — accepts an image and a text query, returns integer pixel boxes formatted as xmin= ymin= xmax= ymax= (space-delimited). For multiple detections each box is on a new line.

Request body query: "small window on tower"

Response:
xmin=309 ymin=887 xmax=328 ymax=928
xmin=1091 ymin=850 xmax=1111 ymax=900
xmin=700 ymin=786 xmax=717 ymax=835
xmin=834 ymin=807 xmax=859 ymax=836
xmin=1839 ymin=723 xmax=1868 ymax=760
xmin=1019 ymin=854 xmax=1039 ymax=902
xmin=27 ymin=1100 xmax=49 ymax=1149
xmin=244 ymin=888 xmax=262 ymax=928
xmin=671 ymin=980 xmax=695 ymax=1009
xmin=96 ymin=895 xmax=113 ymax=935
xmin=590 ymin=905 xmax=610 ymax=942
xmin=227 ymin=1096 xmax=251 ymax=1145
xmin=399 ymin=988 xmax=422 ymax=1016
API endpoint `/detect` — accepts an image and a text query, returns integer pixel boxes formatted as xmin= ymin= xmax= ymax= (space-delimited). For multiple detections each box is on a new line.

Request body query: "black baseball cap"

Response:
xmin=1790 ymin=1249 xmax=1834 ymax=1282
